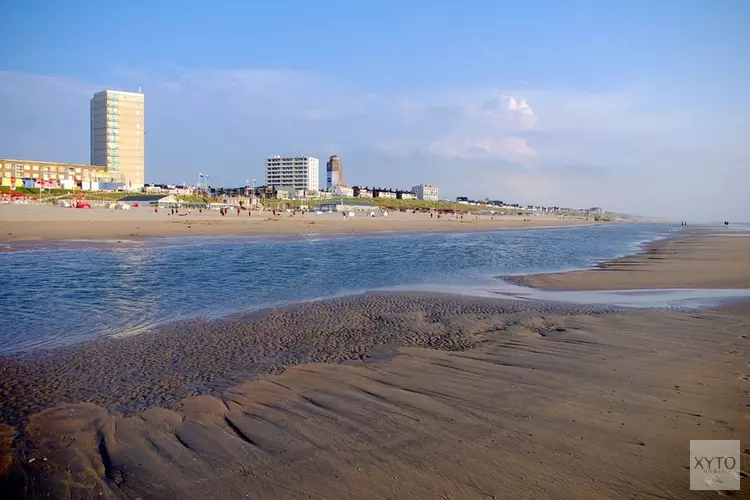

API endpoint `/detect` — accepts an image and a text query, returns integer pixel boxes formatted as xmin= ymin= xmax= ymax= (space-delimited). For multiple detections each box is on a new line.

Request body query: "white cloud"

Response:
xmin=418 ymin=93 xmax=537 ymax=161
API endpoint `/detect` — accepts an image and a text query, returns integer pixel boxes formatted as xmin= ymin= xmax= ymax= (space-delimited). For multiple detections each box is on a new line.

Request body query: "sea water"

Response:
xmin=0 ymin=223 xmax=744 ymax=354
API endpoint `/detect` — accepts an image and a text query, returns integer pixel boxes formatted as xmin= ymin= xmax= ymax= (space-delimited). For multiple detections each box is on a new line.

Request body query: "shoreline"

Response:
xmin=501 ymin=232 xmax=750 ymax=290
xmin=1 ymin=233 xmax=748 ymax=498
xmin=0 ymin=220 xmax=615 ymax=253
xmin=0 ymin=203 xmax=612 ymax=244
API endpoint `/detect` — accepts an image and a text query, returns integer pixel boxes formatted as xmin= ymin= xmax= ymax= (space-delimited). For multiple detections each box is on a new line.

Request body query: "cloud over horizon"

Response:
xmin=0 ymin=68 xmax=747 ymax=221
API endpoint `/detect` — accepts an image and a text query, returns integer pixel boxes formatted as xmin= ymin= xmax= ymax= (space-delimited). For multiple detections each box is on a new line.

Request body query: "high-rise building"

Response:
xmin=412 ymin=184 xmax=439 ymax=201
xmin=326 ymin=155 xmax=343 ymax=190
xmin=91 ymin=89 xmax=145 ymax=188
xmin=266 ymin=155 xmax=319 ymax=191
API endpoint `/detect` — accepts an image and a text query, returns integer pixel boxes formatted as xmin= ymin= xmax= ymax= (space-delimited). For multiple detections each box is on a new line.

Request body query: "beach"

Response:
xmin=505 ymin=233 xmax=750 ymax=290
xmin=0 ymin=231 xmax=748 ymax=498
xmin=0 ymin=204 xmax=600 ymax=243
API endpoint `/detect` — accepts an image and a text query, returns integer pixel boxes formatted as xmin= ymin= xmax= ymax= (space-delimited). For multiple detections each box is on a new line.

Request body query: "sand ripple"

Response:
xmin=0 ymin=293 xmax=622 ymax=427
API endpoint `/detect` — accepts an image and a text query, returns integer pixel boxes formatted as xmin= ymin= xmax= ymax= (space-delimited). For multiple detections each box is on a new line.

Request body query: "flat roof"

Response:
xmin=93 ymin=89 xmax=144 ymax=97
xmin=0 ymin=158 xmax=108 ymax=169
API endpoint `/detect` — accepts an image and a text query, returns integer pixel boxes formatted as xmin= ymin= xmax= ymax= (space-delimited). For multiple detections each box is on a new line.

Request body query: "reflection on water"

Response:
xmin=0 ymin=223 xmax=728 ymax=354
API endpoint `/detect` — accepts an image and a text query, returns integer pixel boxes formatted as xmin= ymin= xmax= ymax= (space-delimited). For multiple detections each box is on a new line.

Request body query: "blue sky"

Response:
xmin=0 ymin=0 xmax=748 ymax=220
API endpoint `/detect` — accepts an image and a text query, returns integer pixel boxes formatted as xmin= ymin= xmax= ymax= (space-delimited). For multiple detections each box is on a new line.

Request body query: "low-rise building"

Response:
xmin=319 ymin=199 xmax=379 ymax=212
xmin=412 ymin=184 xmax=439 ymax=201
xmin=119 ymin=194 xmax=178 ymax=207
xmin=397 ymin=191 xmax=416 ymax=200
xmin=373 ymin=188 xmax=397 ymax=199
xmin=144 ymin=184 xmax=195 ymax=196
xmin=353 ymin=186 xmax=372 ymax=198
xmin=331 ymin=184 xmax=354 ymax=198
xmin=1 ymin=158 xmax=118 ymax=189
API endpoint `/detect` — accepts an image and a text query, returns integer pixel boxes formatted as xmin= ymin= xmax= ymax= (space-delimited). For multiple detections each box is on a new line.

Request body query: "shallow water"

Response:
xmin=393 ymin=283 xmax=750 ymax=310
xmin=0 ymin=223 xmax=743 ymax=354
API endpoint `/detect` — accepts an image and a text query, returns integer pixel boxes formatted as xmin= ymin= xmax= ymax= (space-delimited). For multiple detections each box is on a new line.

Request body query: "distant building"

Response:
xmin=353 ymin=186 xmax=372 ymax=198
xmin=588 ymin=207 xmax=604 ymax=214
xmin=319 ymin=199 xmax=378 ymax=212
xmin=331 ymin=184 xmax=354 ymax=198
xmin=1 ymin=158 xmax=114 ymax=190
xmin=326 ymin=155 xmax=343 ymax=190
xmin=143 ymin=184 xmax=194 ymax=195
xmin=118 ymin=194 xmax=177 ymax=207
xmin=91 ymin=89 xmax=145 ymax=189
xmin=266 ymin=155 xmax=319 ymax=191
xmin=412 ymin=184 xmax=439 ymax=201
xmin=397 ymin=191 xmax=416 ymax=200
xmin=372 ymin=188 xmax=397 ymax=199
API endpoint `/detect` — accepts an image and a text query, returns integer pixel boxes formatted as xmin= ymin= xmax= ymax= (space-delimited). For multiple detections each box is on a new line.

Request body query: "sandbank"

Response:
xmin=504 ymin=233 xmax=750 ymax=290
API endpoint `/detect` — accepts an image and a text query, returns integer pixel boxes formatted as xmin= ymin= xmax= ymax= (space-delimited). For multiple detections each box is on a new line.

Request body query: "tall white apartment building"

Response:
xmin=266 ymin=155 xmax=319 ymax=191
xmin=412 ymin=184 xmax=439 ymax=201
xmin=91 ymin=89 xmax=145 ymax=188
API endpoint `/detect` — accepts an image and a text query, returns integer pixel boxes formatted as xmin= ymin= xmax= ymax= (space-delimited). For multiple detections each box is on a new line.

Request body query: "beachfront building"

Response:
xmin=91 ymin=89 xmax=145 ymax=189
xmin=331 ymin=184 xmax=354 ymax=198
xmin=412 ymin=184 xmax=439 ymax=201
xmin=266 ymin=155 xmax=319 ymax=192
xmin=352 ymin=186 xmax=372 ymax=198
xmin=118 ymin=194 xmax=176 ymax=207
xmin=1 ymin=159 xmax=118 ymax=190
xmin=372 ymin=188 xmax=397 ymax=199
xmin=319 ymin=199 xmax=379 ymax=212
xmin=326 ymin=155 xmax=343 ymax=190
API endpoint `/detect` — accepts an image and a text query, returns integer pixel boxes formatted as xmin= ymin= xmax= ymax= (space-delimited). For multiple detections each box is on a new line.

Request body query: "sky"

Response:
xmin=0 ymin=0 xmax=748 ymax=221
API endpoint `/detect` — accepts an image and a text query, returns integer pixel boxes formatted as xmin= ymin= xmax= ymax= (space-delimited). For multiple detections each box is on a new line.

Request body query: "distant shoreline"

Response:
xmin=0 ymin=203 xmax=616 ymax=245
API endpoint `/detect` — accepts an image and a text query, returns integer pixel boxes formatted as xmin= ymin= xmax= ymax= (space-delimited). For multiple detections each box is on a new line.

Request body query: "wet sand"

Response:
xmin=1 ymin=235 xmax=749 ymax=498
xmin=504 ymin=233 xmax=750 ymax=290
xmin=0 ymin=204 xmax=600 ymax=243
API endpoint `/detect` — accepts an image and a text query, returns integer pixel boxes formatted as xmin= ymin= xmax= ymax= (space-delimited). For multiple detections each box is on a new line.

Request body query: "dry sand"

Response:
xmin=0 ymin=234 xmax=748 ymax=499
xmin=0 ymin=203 xmax=599 ymax=243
